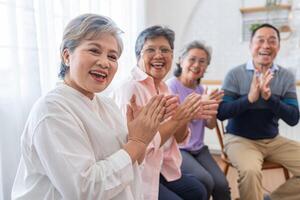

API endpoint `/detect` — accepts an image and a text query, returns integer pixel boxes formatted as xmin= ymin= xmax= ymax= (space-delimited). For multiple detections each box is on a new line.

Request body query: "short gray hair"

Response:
xmin=135 ymin=25 xmax=175 ymax=61
xmin=59 ymin=14 xmax=123 ymax=78
xmin=174 ymin=40 xmax=212 ymax=83
xmin=178 ymin=40 xmax=212 ymax=65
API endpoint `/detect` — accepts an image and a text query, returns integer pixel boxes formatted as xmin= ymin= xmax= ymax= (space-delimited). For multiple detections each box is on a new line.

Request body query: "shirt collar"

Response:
xmin=130 ymin=66 xmax=168 ymax=94
xmin=131 ymin=66 xmax=153 ymax=82
xmin=246 ymin=60 xmax=279 ymax=73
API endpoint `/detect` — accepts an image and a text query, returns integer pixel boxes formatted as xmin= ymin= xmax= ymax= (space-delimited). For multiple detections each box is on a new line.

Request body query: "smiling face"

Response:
xmin=138 ymin=36 xmax=173 ymax=83
xmin=63 ymin=33 xmax=119 ymax=99
xmin=250 ymin=27 xmax=280 ymax=69
xmin=180 ymin=48 xmax=209 ymax=82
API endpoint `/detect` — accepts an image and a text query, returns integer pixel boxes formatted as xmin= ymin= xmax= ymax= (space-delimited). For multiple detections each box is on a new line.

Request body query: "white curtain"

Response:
xmin=0 ymin=0 xmax=145 ymax=199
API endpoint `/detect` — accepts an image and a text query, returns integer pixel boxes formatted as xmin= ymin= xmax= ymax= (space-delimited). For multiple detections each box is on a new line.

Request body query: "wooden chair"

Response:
xmin=214 ymin=120 xmax=290 ymax=180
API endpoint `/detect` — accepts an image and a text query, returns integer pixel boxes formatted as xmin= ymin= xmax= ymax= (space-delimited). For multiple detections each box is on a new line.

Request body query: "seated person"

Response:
xmin=11 ymin=14 xmax=166 ymax=200
xmin=217 ymin=23 xmax=300 ymax=200
xmin=167 ymin=40 xmax=230 ymax=200
xmin=112 ymin=26 xmax=218 ymax=200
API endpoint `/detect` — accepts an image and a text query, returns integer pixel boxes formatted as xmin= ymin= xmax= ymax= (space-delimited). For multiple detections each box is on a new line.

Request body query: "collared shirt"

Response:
xmin=246 ymin=60 xmax=279 ymax=73
xmin=111 ymin=67 xmax=182 ymax=200
xmin=12 ymin=83 xmax=143 ymax=200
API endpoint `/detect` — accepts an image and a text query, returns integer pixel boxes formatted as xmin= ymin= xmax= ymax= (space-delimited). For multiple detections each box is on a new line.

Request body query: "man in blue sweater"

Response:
xmin=218 ymin=23 xmax=300 ymax=200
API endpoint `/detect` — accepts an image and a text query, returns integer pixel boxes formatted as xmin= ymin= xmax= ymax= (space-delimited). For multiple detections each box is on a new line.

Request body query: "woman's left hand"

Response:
xmin=201 ymin=87 xmax=224 ymax=103
xmin=193 ymin=99 xmax=219 ymax=120
xmin=163 ymin=94 xmax=179 ymax=120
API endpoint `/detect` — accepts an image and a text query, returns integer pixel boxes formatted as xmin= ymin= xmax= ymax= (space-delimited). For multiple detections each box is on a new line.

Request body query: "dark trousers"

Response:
xmin=159 ymin=173 xmax=207 ymax=200
xmin=181 ymin=146 xmax=231 ymax=200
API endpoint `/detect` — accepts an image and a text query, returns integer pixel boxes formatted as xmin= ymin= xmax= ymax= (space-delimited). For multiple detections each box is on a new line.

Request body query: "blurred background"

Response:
xmin=1 ymin=0 xmax=300 ymax=199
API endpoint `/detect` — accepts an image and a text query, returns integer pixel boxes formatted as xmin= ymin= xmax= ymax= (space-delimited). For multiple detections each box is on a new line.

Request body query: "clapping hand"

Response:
xmin=248 ymin=70 xmax=261 ymax=103
xmin=126 ymin=94 xmax=166 ymax=146
xmin=170 ymin=93 xmax=202 ymax=124
xmin=207 ymin=88 xmax=224 ymax=103
xmin=260 ymin=69 xmax=273 ymax=100
xmin=163 ymin=95 xmax=179 ymax=120
xmin=193 ymin=88 xmax=222 ymax=120
xmin=248 ymin=69 xmax=274 ymax=103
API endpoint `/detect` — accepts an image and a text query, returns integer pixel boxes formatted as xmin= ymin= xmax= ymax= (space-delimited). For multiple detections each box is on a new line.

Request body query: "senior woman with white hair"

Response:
xmin=11 ymin=14 xmax=166 ymax=200
xmin=167 ymin=40 xmax=230 ymax=200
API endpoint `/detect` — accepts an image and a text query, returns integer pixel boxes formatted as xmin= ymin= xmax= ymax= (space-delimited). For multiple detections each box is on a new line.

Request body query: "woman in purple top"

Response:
xmin=166 ymin=40 xmax=231 ymax=200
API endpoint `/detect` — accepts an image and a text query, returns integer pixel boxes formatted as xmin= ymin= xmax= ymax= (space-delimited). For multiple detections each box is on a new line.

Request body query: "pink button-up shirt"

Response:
xmin=111 ymin=67 xmax=183 ymax=200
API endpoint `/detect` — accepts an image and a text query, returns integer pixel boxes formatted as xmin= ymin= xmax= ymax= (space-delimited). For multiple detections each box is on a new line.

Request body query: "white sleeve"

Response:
xmin=110 ymin=82 xmax=137 ymax=118
xmin=33 ymin=112 xmax=134 ymax=200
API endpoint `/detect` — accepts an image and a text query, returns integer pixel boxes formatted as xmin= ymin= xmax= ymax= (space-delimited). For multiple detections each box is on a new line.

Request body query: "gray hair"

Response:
xmin=174 ymin=40 xmax=212 ymax=84
xmin=135 ymin=25 xmax=175 ymax=61
xmin=59 ymin=13 xmax=123 ymax=78
xmin=178 ymin=40 xmax=211 ymax=65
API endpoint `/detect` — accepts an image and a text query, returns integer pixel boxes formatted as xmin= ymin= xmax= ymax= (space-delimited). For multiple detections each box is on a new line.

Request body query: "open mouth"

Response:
xmin=151 ymin=62 xmax=164 ymax=69
xmin=190 ymin=67 xmax=201 ymax=73
xmin=89 ymin=70 xmax=107 ymax=81
xmin=259 ymin=52 xmax=271 ymax=57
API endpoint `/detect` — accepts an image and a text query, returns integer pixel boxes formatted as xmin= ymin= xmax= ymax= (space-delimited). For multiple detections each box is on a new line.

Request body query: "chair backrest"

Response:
xmin=215 ymin=120 xmax=226 ymax=152
xmin=214 ymin=119 xmax=290 ymax=180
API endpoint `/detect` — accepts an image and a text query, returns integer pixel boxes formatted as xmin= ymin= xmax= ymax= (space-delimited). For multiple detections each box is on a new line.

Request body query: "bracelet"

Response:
xmin=127 ymin=138 xmax=147 ymax=152
xmin=128 ymin=136 xmax=147 ymax=146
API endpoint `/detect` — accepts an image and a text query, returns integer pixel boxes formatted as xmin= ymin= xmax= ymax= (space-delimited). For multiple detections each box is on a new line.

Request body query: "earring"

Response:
xmin=65 ymin=60 xmax=69 ymax=66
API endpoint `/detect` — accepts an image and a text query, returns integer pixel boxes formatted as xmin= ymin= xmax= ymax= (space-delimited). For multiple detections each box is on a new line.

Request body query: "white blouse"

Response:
xmin=11 ymin=83 xmax=143 ymax=200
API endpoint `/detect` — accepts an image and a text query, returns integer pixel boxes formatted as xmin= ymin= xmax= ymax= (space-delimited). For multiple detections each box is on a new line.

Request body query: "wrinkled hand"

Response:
xmin=260 ymin=69 xmax=273 ymax=100
xmin=170 ymin=93 xmax=202 ymax=124
xmin=208 ymin=88 xmax=224 ymax=103
xmin=127 ymin=95 xmax=166 ymax=145
xmin=128 ymin=94 xmax=141 ymax=119
xmin=193 ymin=99 xmax=219 ymax=120
xmin=202 ymin=88 xmax=224 ymax=102
xmin=163 ymin=94 xmax=179 ymax=120
xmin=248 ymin=70 xmax=261 ymax=103
xmin=192 ymin=88 xmax=222 ymax=120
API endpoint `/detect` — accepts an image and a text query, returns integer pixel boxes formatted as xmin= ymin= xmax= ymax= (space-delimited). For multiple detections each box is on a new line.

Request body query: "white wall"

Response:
xmin=145 ymin=0 xmax=300 ymax=81
xmin=144 ymin=0 xmax=198 ymax=53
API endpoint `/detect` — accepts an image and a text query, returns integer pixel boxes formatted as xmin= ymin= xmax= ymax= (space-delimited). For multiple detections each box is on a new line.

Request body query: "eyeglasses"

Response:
xmin=186 ymin=56 xmax=208 ymax=66
xmin=252 ymin=37 xmax=279 ymax=47
xmin=142 ymin=47 xmax=173 ymax=57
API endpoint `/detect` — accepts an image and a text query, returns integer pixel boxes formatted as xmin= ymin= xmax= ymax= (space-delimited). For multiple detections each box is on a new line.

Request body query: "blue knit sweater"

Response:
xmin=217 ymin=63 xmax=299 ymax=139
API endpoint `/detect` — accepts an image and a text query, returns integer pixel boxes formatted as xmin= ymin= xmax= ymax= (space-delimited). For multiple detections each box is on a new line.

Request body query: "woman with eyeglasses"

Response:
xmin=11 ymin=14 xmax=167 ymax=200
xmin=112 ymin=26 xmax=219 ymax=200
xmin=166 ymin=40 xmax=231 ymax=200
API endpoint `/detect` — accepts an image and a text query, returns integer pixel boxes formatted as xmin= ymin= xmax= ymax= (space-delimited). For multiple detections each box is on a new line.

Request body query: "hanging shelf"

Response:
xmin=240 ymin=4 xmax=292 ymax=41
xmin=240 ymin=4 xmax=291 ymax=14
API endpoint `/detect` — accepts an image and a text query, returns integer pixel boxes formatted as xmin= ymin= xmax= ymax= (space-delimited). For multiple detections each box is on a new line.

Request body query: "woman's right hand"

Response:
xmin=170 ymin=93 xmax=202 ymax=125
xmin=126 ymin=94 xmax=166 ymax=146
xmin=156 ymin=93 xmax=201 ymax=145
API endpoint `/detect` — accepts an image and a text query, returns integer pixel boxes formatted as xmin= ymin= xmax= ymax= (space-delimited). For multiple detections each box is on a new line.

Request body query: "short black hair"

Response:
xmin=251 ymin=23 xmax=280 ymax=41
